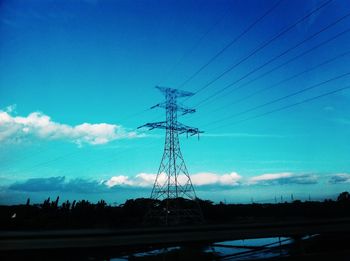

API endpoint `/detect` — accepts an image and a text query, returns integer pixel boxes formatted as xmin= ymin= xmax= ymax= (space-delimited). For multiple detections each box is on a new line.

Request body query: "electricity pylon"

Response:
xmin=138 ymin=86 xmax=203 ymax=225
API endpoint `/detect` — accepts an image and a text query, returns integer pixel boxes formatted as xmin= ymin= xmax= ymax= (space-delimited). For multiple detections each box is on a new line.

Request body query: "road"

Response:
xmin=1 ymin=217 xmax=349 ymax=252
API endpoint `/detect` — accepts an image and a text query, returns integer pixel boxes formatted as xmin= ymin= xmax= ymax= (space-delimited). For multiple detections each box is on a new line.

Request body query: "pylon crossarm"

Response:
xmin=181 ymin=108 xmax=196 ymax=115
xmin=138 ymin=122 xmax=202 ymax=136
xmin=153 ymin=102 xmax=195 ymax=115
xmin=174 ymin=123 xmax=203 ymax=135
xmin=137 ymin=121 xmax=166 ymax=130
xmin=156 ymin=86 xmax=194 ymax=98
xmin=150 ymin=103 xmax=160 ymax=109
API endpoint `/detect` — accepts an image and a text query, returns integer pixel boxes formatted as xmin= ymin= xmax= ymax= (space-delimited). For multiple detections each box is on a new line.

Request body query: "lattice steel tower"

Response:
xmin=138 ymin=86 xmax=203 ymax=225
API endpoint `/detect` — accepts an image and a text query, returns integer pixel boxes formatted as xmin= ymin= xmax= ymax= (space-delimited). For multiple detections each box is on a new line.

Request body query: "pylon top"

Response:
xmin=155 ymin=86 xmax=194 ymax=98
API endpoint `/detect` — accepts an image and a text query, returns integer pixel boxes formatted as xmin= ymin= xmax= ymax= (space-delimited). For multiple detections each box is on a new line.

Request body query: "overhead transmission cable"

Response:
xmin=208 ymin=85 xmax=350 ymax=131
xmin=5 ymin=5 xmax=228 ymax=175
xmin=204 ymin=71 xmax=350 ymax=128
xmin=92 ymin=6 xmax=233 ymax=126
xmin=10 ymin=1 xmax=334 ymax=174
xmin=64 ymin=136 xmax=161 ymax=175
xmin=7 ymin=151 xmax=80 ymax=175
xmin=211 ymin=49 xmax=350 ymax=115
xmin=11 ymin=111 xmax=195 ymax=175
xmin=5 ymin=126 xmax=153 ymax=175
xmin=117 ymin=6 xmax=230 ymax=123
xmin=177 ymin=0 xmax=284 ymax=89
xmin=7 ymin=130 xmax=159 ymax=176
xmin=211 ymin=28 xmax=350 ymax=111
xmin=188 ymin=0 xmax=333 ymax=97
xmin=157 ymin=8 xmax=229 ymax=86
xmin=195 ymin=10 xmax=350 ymax=107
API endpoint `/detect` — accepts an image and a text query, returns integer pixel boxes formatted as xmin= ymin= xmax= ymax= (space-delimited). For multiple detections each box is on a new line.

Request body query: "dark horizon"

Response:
xmin=1 ymin=0 xmax=350 ymax=205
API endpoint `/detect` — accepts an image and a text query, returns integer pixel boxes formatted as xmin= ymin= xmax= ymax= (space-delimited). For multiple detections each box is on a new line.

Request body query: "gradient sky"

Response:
xmin=1 ymin=0 xmax=350 ymax=205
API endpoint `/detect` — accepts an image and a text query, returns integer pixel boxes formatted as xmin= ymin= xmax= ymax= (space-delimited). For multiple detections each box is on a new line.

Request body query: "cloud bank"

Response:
xmin=105 ymin=172 xmax=242 ymax=188
xmin=329 ymin=173 xmax=350 ymax=184
xmin=0 ymin=107 xmax=138 ymax=145
xmin=8 ymin=172 xmax=322 ymax=193
xmin=7 ymin=172 xmax=320 ymax=194
xmin=9 ymin=176 xmax=106 ymax=193
xmin=248 ymin=172 xmax=318 ymax=185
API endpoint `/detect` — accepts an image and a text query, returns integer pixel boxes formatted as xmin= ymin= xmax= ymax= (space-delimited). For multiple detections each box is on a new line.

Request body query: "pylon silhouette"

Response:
xmin=138 ymin=86 xmax=203 ymax=225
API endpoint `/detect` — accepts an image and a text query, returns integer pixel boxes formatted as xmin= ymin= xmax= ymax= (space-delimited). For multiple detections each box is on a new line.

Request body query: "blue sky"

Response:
xmin=1 ymin=0 xmax=350 ymax=205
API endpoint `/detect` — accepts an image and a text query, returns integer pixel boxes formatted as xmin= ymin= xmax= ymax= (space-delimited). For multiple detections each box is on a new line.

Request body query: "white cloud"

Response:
xmin=248 ymin=172 xmax=317 ymax=185
xmin=7 ymin=171 xmax=322 ymax=195
xmin=219 ymin=172 xmax=242 ymax=185
xmin=329 ymin=173 xmax=350 ymax=184
xmin=0 ymin=107 xmax=139 ymax=145
xmin=104 ymin=175 xmax=134 ymax=187
xmin=104 ymin=172 xmax=318 ymax=189
xmin=191 ymin=172 xmax=241 ymax=186
xmin=5 ymin=104 xmax=17 ymax=113
xmin=249 ymin=173 xmax=292 ymax=184
xmin=9 ymin=176 xmax=107 ymax=193
xmin=105 ymin=172 xmax=242 ymax=188
xmin=135 ymin=173 xmax=163 ymax=187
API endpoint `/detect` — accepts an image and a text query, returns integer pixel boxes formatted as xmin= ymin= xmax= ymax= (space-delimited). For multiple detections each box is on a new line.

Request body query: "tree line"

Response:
xmin=1 ymin=192 xmax=350 ymax=230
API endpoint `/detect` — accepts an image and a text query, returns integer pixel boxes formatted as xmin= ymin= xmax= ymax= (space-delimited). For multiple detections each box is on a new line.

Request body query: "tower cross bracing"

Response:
xmin=138 ymin=86 xmax=203 ymax=224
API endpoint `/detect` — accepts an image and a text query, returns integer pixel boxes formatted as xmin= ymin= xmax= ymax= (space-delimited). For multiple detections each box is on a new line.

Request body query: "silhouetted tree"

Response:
xmin=97 ymin=200 xmax=107 ymax=209
xmin=2 ymin=195 xmax=350 ymax=230
xmin=62 ymin=200 xmax=71 ymax=210
xmin=337 ymin=191 xmax=350 ymax=202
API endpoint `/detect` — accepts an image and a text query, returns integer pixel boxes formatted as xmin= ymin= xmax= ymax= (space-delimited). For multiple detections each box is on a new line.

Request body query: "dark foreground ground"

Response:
xmin=1 ymin=192 xmax=350 ymax=260
xmin=1 ymin=228 xmax=350 ymax=260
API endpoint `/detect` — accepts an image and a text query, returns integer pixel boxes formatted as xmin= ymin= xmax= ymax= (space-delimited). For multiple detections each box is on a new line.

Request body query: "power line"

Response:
xmin=0 ymin=145 xmax=55 ymax=169
xmin=5 ymin=134 xmax=155 ymax=176
xmin=190 ymin=0 xmax=333 ymax=97
xmin=119 ymin=10 xmax=229 ymax=121
xmin=209 ymin=85 xmax=350 ymax=131
xmin=195 ymin=11 xmax=350 ymax=107
xmin=2 ymin=112 xmax=154 ymax=174
xmin=4 ymin=126 xmax=140 ymax=175
xmin=81 ymin=111 xmax=197 ymax=174
xmin=210 ymin=49 xmax=350 ymax=115
xmin=205 ymin=71 xmax=350 ymax=128
xmin=6 ymin=94 xmax=194 ymax=175
xmin=157 ymin=8 xmax=228 ymax=86
xmin=7 ymin=151 xmax=79 ymax=175
xmin=12 ymin=95 xmax=179 ymax=175
xmin=177 ymin=0 xmax=284 ymax=89
xmin=216 ymin=28 xmax=350 ymax=108
xmin=171 ymin=25 xmax=350 ymax=124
